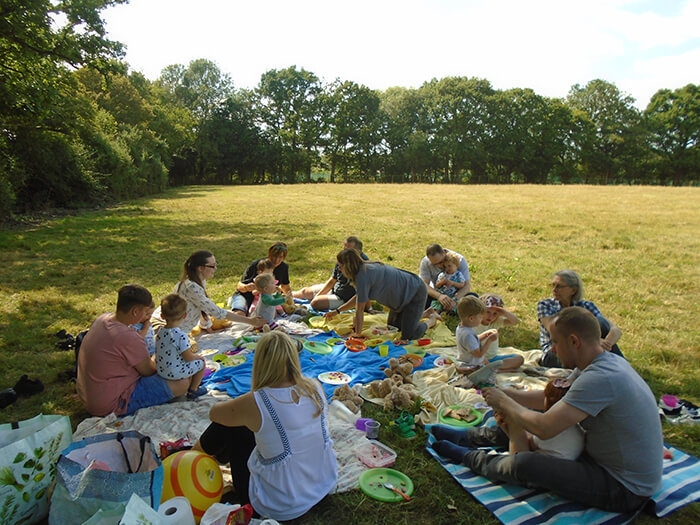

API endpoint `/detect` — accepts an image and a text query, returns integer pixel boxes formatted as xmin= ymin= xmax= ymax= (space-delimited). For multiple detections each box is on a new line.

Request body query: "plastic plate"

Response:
xmin=303 ymin=341 xmax=333 ymax=355
xmin=318 ymin=371 xmax=351 ymax=385
xmin=434 ymin=356 xmax=454 ymax=367
xmin=345 ymin=338 xmax=367 ymax=352
xmin=212 ymin=354 xmax=246 ymax=367
xmin=326 ymin=337 xmax=344 ymax=345
xmin=358 ymin=468 xmax=414 ymax=502
xmin=400 ymin=353 xmax=423 ymax=367
xmin=438 ymin=405 xmax=484 ymax=428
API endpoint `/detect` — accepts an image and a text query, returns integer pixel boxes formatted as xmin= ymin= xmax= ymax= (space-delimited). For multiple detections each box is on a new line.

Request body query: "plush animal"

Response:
xmin=384 ymin=383 xmax=418 ymax=411
xmin=331 ymin=384 xmax=364 ymax=414
xmin=367 ymin=377 xmax=394 ymax=398
xmin=384 ymin=357 xmax=414 ymax=384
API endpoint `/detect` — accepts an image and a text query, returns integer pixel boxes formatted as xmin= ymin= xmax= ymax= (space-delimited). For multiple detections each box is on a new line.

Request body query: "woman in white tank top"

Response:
xmin=194 ymin=331 xmax=338 ymax=521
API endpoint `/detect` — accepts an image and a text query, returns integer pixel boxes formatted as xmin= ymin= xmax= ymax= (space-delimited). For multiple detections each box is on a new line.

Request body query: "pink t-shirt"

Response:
xmin=76 ymin=313 xmax=150 ymax=416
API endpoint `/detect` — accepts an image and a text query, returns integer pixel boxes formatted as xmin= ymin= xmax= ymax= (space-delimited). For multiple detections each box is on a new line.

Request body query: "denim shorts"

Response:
xmin=230 ymin=294 xmax=249 ymax=313
xmin=125 ymin=374 xmax=174 ymax=415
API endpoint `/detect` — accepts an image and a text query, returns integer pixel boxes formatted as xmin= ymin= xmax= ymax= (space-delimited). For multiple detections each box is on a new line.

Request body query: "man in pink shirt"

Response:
xmin=77 ymin=284 xmax=192 ymax=416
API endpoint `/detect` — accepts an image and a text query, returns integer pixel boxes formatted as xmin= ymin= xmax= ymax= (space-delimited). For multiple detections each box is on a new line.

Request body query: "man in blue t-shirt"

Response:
xmin=430 ymin=306 xmax=663 ymax=513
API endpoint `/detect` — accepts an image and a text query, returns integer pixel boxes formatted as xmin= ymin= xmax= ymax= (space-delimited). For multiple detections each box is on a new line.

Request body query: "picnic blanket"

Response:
xmin=201 ymin=316 xmax=443 ymax=400
xmin=74 ymin=394 xmax=369 ymax=494
xmin=426 ymin=425 xmax=700 ymax=523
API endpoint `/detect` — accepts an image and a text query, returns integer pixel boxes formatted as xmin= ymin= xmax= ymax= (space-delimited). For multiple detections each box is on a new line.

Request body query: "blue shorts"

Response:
xmin=489 ymin=353 xmax=516 ymax=362
xmin=125 ymin=374 xmax=174 ymax=415
xmin=230 ymin=294 xmax=249 ymax=313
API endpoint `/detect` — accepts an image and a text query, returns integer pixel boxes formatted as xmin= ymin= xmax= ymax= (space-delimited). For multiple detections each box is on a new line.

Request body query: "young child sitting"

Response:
xmin=129 ymin=305 xmax=156 ymax=356
xmin=429 ymin=252 xmax=466 ymax=314
xmin=455 ymin=296 xmax=522 ymax=375
xmin=474 ymin=293 xmax=523 ymax=369
xmin=500 ymin=378 xmax=584 ymax=460
xmin=431 ymin=378 xmax=583 ymax=462
xmin=155 ymin=294 xmax=207 ymax=399
xmin=251 ymin=273 xmax=287 ymax=332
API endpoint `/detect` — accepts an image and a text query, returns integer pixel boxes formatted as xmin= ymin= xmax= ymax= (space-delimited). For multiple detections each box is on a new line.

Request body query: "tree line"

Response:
xmin=1 ymin=1 xmax=698 ymax=219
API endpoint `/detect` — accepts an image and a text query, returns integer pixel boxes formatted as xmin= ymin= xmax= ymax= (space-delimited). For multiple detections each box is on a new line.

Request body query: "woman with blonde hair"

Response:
xmin=193 ymin=331 xmax=337 ymax=521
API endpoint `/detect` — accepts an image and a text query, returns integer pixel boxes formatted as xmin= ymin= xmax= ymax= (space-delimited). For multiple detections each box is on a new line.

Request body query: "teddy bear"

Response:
xmin=281 ymin=295 xmax=309 ymax=316
xmin=384 ymin=357 xmax=414 ymax=384
xmin=331 ymin=384 xmax=364 ymax=414
xmin=383 ymin=383 xmax=418 ymax=411
xmin=367 ymin=377 xmax=394 ymax=399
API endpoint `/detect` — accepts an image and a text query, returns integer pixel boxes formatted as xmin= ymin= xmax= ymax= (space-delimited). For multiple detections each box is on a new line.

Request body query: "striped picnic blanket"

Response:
xmin=425 ymin=423 xmax=700 ymax=524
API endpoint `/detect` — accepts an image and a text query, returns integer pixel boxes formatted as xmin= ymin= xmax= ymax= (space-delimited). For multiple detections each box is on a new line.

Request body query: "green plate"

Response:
xmin=303 ymin=340 xmax=333 ymax=355
xmin=212 ymin=354 xmax=246 ymax=367
xmin=326 ymin=337 xmax=344 ymax=345
xmin=358 ymin=468 xmax=414 ymax=502
xmin=438 ymin=405 xmax=484 ymax=428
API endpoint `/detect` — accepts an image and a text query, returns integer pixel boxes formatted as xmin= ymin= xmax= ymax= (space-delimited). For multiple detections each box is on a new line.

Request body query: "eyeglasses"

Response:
xmin=204 ymin=264 xmax=217 ymax=269
xmin=552 ymin=283 xmax=569 ymax=290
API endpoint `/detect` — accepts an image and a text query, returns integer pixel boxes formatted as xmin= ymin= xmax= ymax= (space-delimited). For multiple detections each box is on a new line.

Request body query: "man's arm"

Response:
xmin=485 ymin=388 xmax=588 ymax=440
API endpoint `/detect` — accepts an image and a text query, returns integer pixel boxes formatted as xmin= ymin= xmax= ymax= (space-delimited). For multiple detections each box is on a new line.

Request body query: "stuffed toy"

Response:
xmin=331 ymin=384 xmax=364 ymax=414
xmin=367 ymin=377 xmax=394 ymax=399
xmin=384 ymin=383 xmax=418 ymax=410
xmin=384 ymin=357 xmax=414 ymax=384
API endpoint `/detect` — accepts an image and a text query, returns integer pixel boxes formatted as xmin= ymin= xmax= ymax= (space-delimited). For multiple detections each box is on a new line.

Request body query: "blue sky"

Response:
xmin=102 ymin=0 xmax=699 ymax=109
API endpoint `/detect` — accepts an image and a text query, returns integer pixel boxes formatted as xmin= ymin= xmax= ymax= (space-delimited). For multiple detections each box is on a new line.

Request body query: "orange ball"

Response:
xmin=161 ymin=450 xmax=223 ymax=523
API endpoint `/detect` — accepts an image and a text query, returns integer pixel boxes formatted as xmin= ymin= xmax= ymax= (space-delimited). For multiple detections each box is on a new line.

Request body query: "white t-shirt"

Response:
xmin=456 ymin=324 xmax=483 ymax=366
xmin=532 ymin=424 xmax=585 ymax=460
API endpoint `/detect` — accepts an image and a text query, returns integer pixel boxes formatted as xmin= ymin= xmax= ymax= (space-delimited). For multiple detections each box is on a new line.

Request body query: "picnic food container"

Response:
xmin=355 ymin=440 xmax=397 ymax=468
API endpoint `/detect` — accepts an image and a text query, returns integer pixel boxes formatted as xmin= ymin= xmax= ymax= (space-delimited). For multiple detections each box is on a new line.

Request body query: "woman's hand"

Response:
xmin=246 ymin=282 xmax=257 ymax=293
xmin=601 ymin=339 xmax=613 ymax=351
xmin=248 ymin=316 xmax=265 ymax=328
xmin=324 ymin=309 xmax=339 ymax=320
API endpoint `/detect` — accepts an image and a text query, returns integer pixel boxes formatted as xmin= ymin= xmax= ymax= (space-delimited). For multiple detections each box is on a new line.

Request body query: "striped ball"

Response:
xmin=161 ymin=450 xmax=223 ymax=523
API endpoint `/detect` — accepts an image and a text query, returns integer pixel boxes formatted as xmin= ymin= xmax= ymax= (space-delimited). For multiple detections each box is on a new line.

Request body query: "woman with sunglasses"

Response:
xmin=537 ymin=269 xmax=623 ymax=367
xmin=167 ymin=250 xmax=263 ymax=334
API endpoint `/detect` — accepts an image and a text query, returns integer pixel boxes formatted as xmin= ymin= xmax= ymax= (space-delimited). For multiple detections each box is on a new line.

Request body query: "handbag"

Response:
xmin=0 ymin=413 xmax=73 ymax=524
xmin=49 ymin=430 xmax=163 ymax=525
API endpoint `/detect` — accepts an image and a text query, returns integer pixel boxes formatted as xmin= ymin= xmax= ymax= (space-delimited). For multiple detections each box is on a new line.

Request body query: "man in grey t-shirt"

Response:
xmin=430 ymin=306 xmax=662 ymax=513
xmin=419 ymin=244 xmax=471 ymax=310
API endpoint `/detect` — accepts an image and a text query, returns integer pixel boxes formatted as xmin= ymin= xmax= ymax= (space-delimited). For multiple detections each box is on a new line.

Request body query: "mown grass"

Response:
xmin=1 ymin=184 xmax=698 ymax=524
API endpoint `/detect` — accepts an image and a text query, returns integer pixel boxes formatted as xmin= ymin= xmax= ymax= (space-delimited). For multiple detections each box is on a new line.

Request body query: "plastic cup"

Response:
xmin=365 ymin=420 xmax=381 ymax=439
xmin=379 ymin=345 xmax=389 ymax=357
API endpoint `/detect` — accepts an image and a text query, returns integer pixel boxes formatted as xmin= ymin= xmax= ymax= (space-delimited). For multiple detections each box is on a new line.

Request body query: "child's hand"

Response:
xmin=436 ymin=278 xmax=446 ymax=287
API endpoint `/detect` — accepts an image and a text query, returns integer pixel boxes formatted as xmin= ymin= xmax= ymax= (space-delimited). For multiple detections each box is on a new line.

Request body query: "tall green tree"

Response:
xmin=255 ymin=66 xmax=323 ymax=183
xmin=0 ymin=0 xmax=126 ymax=215
xmin=323 ymin=81 xmax=383 ymax=182
xmin=644 ymin=84 xmax=699 ymax=185
xmin=567 ymin=80 xmax=642 ymax=184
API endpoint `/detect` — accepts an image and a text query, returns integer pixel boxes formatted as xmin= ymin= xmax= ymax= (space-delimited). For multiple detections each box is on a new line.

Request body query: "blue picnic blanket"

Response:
xmin=425 ymin=424 xmax=700 ymax=523
xmin=203 ymin=331 xmax=437 ymax=400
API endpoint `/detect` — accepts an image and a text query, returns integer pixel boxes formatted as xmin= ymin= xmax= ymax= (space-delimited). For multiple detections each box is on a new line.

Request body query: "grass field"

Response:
xmin=1 ymin=184 xmax=698 ymax=524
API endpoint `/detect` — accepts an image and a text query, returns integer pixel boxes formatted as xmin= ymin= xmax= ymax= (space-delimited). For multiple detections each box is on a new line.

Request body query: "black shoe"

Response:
xmin=0 ymin=388 xmax=17 ymax=409
xmin=55 ymin=333 xmax=74 ymax=350
xmin=13 ymin=375 xmax=44 ymax=396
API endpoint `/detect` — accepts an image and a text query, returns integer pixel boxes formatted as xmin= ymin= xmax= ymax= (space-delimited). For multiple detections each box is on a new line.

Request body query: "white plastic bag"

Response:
xmin=0 ymin=414 xmax=72 ymax=524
